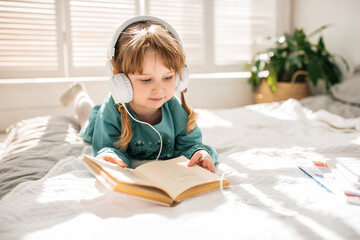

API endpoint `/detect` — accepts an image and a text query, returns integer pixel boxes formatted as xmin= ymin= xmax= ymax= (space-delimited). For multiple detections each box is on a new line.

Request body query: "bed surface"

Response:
xmin=1 ymin=91 xmax=360 ymax=239
xmin=0 ymin=116 xmax=86 ymax=199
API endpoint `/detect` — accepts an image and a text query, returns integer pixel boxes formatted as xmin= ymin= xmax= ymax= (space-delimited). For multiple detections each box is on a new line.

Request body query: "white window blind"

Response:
xmin=148 ymin=0 xmax=205 ymax=67
xmin=0 ymin=0 xmax=61 ymax=78
xmin=67 ymin=0 xmax=137 ymax=76
xmin=149 ymin=0 xmax=277 ymax=73
xmin=0 ymin=0 xmax=286 ymax=79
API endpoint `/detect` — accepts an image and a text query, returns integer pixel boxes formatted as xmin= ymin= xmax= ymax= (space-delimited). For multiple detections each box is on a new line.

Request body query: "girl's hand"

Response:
xmin=96 ymin=152 xmax=127 ymax=168
xmin=188 ymin=150 xmax=216 ymax=173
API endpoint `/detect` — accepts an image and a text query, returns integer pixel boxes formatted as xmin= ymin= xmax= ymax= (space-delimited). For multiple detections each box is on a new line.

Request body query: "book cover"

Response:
xmin=82 ymin=155 xmax=229 ymax=206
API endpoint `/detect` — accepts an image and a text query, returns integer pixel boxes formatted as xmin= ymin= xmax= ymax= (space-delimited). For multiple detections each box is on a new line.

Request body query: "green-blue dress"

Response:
xmin=81 ymin=94 xmax=218 ymax=168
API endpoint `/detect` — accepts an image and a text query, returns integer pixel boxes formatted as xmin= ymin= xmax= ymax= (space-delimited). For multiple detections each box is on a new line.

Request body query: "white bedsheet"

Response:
xmin=1 ymin=99 xmax=360 ymax=240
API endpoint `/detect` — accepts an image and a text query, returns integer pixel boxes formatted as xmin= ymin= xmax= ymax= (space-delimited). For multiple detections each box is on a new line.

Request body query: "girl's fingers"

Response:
xmin=188 ymin=151 xmax=216 ymax=173
xmin=115 ymin=160 xmax=127 ymax=168
xmin=208 ymin=161 xmax=216 ymax=173
xmin=188 ymin=151 xmax=201 ymax=166
xmin=99 ymin=154 xmax=127 ymax=168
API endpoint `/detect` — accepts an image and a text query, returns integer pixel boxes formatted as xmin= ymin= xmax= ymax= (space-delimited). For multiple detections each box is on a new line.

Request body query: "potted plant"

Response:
xmin=247 ymin=25 xmax=349 ymax=103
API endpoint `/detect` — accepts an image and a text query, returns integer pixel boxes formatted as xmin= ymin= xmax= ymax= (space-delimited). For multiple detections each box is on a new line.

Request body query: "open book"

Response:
xmin=82 ymin=155 xmax=229 ymax=207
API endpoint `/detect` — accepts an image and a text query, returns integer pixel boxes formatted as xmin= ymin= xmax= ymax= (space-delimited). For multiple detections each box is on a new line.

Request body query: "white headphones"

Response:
xmin=107 ymin=15 xmax=190 ymax=104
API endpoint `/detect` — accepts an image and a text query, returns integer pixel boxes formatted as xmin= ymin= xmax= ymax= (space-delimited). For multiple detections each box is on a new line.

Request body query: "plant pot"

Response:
xmin=254 ymin=70 xmax=311 ymax=104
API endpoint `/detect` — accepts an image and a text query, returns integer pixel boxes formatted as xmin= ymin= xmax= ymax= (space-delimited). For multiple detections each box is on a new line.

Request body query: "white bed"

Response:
xmin=1 ymin=75 xmax=360 ymax=240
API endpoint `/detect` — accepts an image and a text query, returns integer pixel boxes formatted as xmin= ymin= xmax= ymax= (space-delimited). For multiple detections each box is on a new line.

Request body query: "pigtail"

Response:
xmin=114 ymin=104 xmax=133 ymax=152
xmin=180 ymin=91 xmax=197 ymax=134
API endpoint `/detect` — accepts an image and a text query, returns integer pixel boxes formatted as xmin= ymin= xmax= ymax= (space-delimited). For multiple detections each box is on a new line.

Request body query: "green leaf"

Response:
xmin=270 ymin=57 xmax=286 ymax=69
xmin=307 ymin=24 xmax=332 ymax=38
xmin=321 ymin=58 xmax=341 ymax=86
xmin=288 ymin=52 xmax=303 ymax=66
xmin=266 ymin=69 xmax=278 ymax=92
xmin=317 ymin=36 xmax=325 ymax=52
xmin=293 ymin=29 xmax=306 ymax=45
xmin=307 ymin=59 xmax=323 ymax=86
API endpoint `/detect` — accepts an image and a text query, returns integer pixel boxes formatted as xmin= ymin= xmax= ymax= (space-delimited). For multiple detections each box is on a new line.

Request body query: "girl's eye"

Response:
xmin=141 ymin=79 xmax=151 ymax=82
xmin=164 ymin=75 xmax=174 ymax=81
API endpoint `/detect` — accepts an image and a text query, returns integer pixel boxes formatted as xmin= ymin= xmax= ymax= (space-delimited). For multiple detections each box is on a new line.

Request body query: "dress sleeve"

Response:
xmin=169 ymin=97 xmax=218 ymax=164
xmin=174 ymin=126 xmax=218 ymax=164
xmin=91 ymin=96 xmax=131 ymax=167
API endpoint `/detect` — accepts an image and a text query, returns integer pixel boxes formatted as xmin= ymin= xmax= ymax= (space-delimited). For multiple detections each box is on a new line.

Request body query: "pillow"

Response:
xmin=330 ymin=72 xmax=360 ymax=105
xmin=0 ymin=116 xmax=87 ymax=199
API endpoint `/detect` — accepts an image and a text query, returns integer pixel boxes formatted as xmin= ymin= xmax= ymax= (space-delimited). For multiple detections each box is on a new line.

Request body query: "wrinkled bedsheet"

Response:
xmin=1 ymin=96 xmax=360 ymax=240
xmin=0 ymin=116 xmax=86 ymax=199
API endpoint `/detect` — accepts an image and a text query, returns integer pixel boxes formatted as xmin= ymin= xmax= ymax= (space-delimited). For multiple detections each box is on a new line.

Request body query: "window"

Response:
xmin=67 ymin=0 xmax=137 ymax=76
xmin=0 ymin=0 xmax=60 ymax=78
xmin=148 ymin=0 xmax=205 ymax=67
xmin=0 ymin=0 xmax=289 ymax=79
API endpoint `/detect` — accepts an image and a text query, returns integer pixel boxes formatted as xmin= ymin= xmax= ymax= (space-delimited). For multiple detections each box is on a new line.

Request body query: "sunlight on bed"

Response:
xmin=295 ymin=214 xmax=344 ymax=239
xmin=196 ymin=109 xmax=233 ymax=128
xmin=245 ymin=99 xmax=312 ymax=121
xmin=4 ymin=125 xmax=44 ymax=154
xmin=351 ymin=136 xmax=360 ymax=145
xmin=228 ymin=150 xmax=296 ymax=170
xmin=36 ymin=164 xmax=99 ymax=203
xmin=241 ymin=183 xmax=298 ymax=216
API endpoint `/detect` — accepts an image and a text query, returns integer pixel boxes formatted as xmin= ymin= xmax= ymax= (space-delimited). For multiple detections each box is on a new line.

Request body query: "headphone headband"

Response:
xmin=108 ymin=15 xmax=189 ymax=104
xmin=107 ymin=15 xmax=184 ymax=61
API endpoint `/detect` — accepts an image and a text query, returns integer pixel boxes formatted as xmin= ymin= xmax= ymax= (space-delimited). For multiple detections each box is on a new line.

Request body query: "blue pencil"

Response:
xmin=298 ymin=167 xmax=333 ymax=194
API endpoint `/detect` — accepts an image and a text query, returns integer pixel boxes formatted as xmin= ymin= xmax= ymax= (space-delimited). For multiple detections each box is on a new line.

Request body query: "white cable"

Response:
xmin=219 ymin=168 xmax=237 ymax=208
xmin=220 ymin=169 xmax=233 ymax=193
xmin=122 ymin=104 xmax=163 ymax=161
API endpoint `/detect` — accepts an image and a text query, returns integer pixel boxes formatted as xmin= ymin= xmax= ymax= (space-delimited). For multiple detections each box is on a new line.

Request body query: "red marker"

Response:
xmin=312 ymin=161 xmax=328 ymax=167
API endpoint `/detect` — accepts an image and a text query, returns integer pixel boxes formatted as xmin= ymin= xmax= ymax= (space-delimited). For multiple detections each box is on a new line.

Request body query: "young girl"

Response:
xmin=61 ymin=16 xmax=217 ymax=173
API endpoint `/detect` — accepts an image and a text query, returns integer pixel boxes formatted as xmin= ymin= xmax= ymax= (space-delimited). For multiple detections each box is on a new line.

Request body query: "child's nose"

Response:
xmin=152 ymin=81 xmax=164 ymax=94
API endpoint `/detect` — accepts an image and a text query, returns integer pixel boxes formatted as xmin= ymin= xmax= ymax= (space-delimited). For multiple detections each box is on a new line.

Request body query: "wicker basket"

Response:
xmin=254 ymin=70 xmax=311 ymax=104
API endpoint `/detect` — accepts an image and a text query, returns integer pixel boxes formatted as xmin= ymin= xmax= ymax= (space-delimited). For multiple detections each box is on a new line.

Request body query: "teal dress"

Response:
xmin=81 ymin=94 xmax=218 ymax=168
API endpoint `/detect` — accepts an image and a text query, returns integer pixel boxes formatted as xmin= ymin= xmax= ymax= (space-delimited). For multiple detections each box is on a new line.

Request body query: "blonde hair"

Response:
xmin=112 ymin=21 xmax=197 ymax=152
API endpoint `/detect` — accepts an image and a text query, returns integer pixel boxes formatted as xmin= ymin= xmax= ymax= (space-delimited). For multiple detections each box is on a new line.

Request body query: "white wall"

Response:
xmin=292 ymin=0 xmax=360 ymax=75
xmin=0 ymin=78 xmax=107 ymax=132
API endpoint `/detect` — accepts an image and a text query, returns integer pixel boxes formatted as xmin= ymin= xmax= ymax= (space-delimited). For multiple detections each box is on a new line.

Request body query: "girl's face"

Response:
xmin=127 ymin=50 xmax=176 ymax=117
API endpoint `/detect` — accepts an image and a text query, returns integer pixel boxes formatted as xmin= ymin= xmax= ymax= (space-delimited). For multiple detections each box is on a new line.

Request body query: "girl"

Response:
xmin=61 ymin=16 xmax=217 ymax=173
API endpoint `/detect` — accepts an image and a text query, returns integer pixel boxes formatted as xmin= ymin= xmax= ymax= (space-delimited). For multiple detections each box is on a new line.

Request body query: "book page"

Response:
xmin=135 ymin=156 xmax=222 ymax=199
xmin=83 ymin=155 xmax=156 ymax=187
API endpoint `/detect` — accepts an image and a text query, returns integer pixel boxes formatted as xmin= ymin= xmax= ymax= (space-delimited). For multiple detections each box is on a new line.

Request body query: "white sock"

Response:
xmin=74 ymin=91 xmax=94 ymax=127
xmin=61 ymin=82 xmax=94 ymax=127
xmin=60 ymin=82 xmax=85 ymax=107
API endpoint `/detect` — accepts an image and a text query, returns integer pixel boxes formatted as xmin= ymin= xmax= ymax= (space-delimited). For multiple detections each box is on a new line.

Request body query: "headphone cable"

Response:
xmin=122 ymin=104 xmax=163 ymax=161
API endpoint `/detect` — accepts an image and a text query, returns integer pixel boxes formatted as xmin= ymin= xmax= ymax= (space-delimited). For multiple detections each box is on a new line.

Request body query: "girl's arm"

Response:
xmin=91 ymin=96 xmax=131 ymax=167
xmin=174 ymin=125 xmax=218 ymax=165
xmin=168 ymin=97 xmax=218 ymax=165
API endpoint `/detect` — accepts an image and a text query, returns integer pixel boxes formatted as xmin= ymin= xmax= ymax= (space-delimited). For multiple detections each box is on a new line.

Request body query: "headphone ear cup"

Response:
xmin=109 ymin=73 xmax=133 ymax=104
xmin=175 ymin=66 xmax=190 ymax=92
